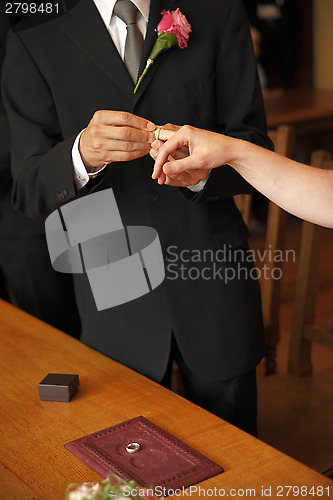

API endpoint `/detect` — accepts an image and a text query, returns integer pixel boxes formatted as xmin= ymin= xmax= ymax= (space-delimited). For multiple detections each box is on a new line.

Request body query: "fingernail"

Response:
xmin=150 ymin=149 xmax=157 ymax=158
xmin=147 ymin=121 xmax=155 ymax=131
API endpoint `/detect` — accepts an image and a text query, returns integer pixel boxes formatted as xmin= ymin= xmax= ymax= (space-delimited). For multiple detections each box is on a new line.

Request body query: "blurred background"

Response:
xmin=243 ymin=0 xmax=333 ymax=92
xmin=241 ymin=0 xmax=333 ymax=480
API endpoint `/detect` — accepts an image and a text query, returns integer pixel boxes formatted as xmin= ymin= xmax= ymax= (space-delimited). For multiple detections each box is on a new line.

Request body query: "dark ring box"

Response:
xmin=38 ymin=373 xmax=80 ymax=402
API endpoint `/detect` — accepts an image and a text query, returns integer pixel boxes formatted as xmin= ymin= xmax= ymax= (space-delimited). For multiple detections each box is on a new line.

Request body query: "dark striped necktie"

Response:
xmin=113 ymin=0 xmax=144 ymax=83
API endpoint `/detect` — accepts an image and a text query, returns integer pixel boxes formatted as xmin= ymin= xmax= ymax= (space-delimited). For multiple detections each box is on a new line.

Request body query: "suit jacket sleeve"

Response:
xmin=2 ymin=29 xmax=79 ymax=219
xmin=190 ymin=0 xmax=273 ymax=203
xmin=0 ymin=100 xmax=12 ymax=193
xmin=0 ymin=9 xmax=12 ymax=192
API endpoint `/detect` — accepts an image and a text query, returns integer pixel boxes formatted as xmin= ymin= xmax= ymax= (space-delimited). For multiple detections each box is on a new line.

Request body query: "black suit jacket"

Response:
xmin=3 ymin=0 xmax=271 ymax=382
xmin=0 ymin=2 xmax=51 ymax=235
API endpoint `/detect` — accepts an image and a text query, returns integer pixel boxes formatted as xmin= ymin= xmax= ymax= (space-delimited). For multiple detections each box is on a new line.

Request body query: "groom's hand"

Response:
xmin=79 ymin=110 xmax=156 ymax=168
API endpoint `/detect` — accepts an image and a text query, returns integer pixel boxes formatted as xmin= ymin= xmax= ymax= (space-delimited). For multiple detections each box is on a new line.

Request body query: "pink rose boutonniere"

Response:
xmin=134 ymin=8 xmax=191 ymax=93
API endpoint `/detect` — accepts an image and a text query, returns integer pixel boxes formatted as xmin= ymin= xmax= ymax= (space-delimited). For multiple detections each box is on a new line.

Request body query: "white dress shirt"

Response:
xmin=73 ymin=0 xmax=149 ymax=189
xmin=73 ymin=0 xmax=206 ymax=192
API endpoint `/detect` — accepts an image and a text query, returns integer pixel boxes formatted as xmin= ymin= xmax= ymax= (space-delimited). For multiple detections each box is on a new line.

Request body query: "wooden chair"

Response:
xmin=234 ymin=191 xmax=252 ymax=226
xmin=235 ymin=125 xmax=295 ymax=375
xmin=288 ymin=150 xmax=333 ymax=376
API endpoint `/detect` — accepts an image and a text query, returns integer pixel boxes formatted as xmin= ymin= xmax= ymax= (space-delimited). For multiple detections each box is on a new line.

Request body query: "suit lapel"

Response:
xmin=61 ymin=0 xmax=180 ymax=102
xmin=134 ymin=0 xmax=179 ymax=105
xmin=61 ymin=0 xmax=134 ymax=98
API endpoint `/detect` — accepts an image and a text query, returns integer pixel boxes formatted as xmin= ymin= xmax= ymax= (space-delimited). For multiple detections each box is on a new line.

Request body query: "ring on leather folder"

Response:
xmin=126 ymin=442 xmax=141 ymax=453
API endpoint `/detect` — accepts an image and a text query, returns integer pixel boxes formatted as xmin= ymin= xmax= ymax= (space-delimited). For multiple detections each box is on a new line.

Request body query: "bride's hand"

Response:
xmin=150 ymin=125 xmax=209 ymax=187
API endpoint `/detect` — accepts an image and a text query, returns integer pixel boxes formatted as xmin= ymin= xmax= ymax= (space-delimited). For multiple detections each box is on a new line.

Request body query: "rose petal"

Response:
xmin=157 ymin=11 xmax=173 ymax=32
xmin=157 ymin=8 xmax=191 ymax=48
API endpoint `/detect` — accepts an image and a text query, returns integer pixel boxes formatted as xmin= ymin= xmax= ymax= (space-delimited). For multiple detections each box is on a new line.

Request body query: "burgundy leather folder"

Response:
xmin=64 ymin=416 xmax=223 ymax=493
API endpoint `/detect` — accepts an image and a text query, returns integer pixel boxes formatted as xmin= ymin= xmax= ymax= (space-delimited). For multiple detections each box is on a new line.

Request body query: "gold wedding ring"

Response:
xmin=154 ymin=127 xmax=161 ymax=141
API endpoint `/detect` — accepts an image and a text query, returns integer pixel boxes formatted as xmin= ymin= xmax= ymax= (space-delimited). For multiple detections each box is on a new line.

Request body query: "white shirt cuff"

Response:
xmin=187 ymin=179 xmax=207 ymax=192
xmin=72 ymin=130 xmax=90 ymax=190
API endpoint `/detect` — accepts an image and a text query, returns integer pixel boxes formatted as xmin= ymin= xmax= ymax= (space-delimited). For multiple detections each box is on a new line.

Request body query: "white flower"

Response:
xmin=67 ymin=482 xmax=101 ymax=500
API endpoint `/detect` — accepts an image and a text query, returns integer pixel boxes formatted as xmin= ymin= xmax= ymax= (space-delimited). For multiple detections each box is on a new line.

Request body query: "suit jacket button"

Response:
xmin=146 ymin=190 xmax=159 ymax=202
xmin=57 ymin=188 xmax=69 ymax=201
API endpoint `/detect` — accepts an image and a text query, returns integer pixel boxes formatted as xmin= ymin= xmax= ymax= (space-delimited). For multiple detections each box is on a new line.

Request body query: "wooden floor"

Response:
xmin=253 ymin=216 xmax=333 ymax=475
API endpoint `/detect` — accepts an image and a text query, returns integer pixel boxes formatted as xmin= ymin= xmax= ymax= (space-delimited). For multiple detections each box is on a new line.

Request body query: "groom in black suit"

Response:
xmin=3 ymin=0 xmax=271 ymax=434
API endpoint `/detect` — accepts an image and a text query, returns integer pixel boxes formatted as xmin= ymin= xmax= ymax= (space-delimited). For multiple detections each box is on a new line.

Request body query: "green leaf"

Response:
xmin=134 ymin=32 xmax=178 ymax=93
xmin=149 ymin=32 xmax=178 ymax=61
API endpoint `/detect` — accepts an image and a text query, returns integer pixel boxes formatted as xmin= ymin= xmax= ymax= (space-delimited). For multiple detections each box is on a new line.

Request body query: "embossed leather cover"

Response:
xmin=64 ymin=416 xmax=223 ymax=492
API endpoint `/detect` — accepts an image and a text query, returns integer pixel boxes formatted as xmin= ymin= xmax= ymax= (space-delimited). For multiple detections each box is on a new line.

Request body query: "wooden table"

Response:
xmin=0 ymin=300 xmax=331 ymax=499
xmin=264 ymin=88 xmax=333 ymax=134
xmin=264 ymin=88 xmax=333 ymax=160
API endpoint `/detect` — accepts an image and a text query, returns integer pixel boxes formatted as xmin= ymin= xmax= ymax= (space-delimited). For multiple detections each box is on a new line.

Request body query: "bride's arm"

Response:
xmin=151 ymin=125 xmax=333 ymax=229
